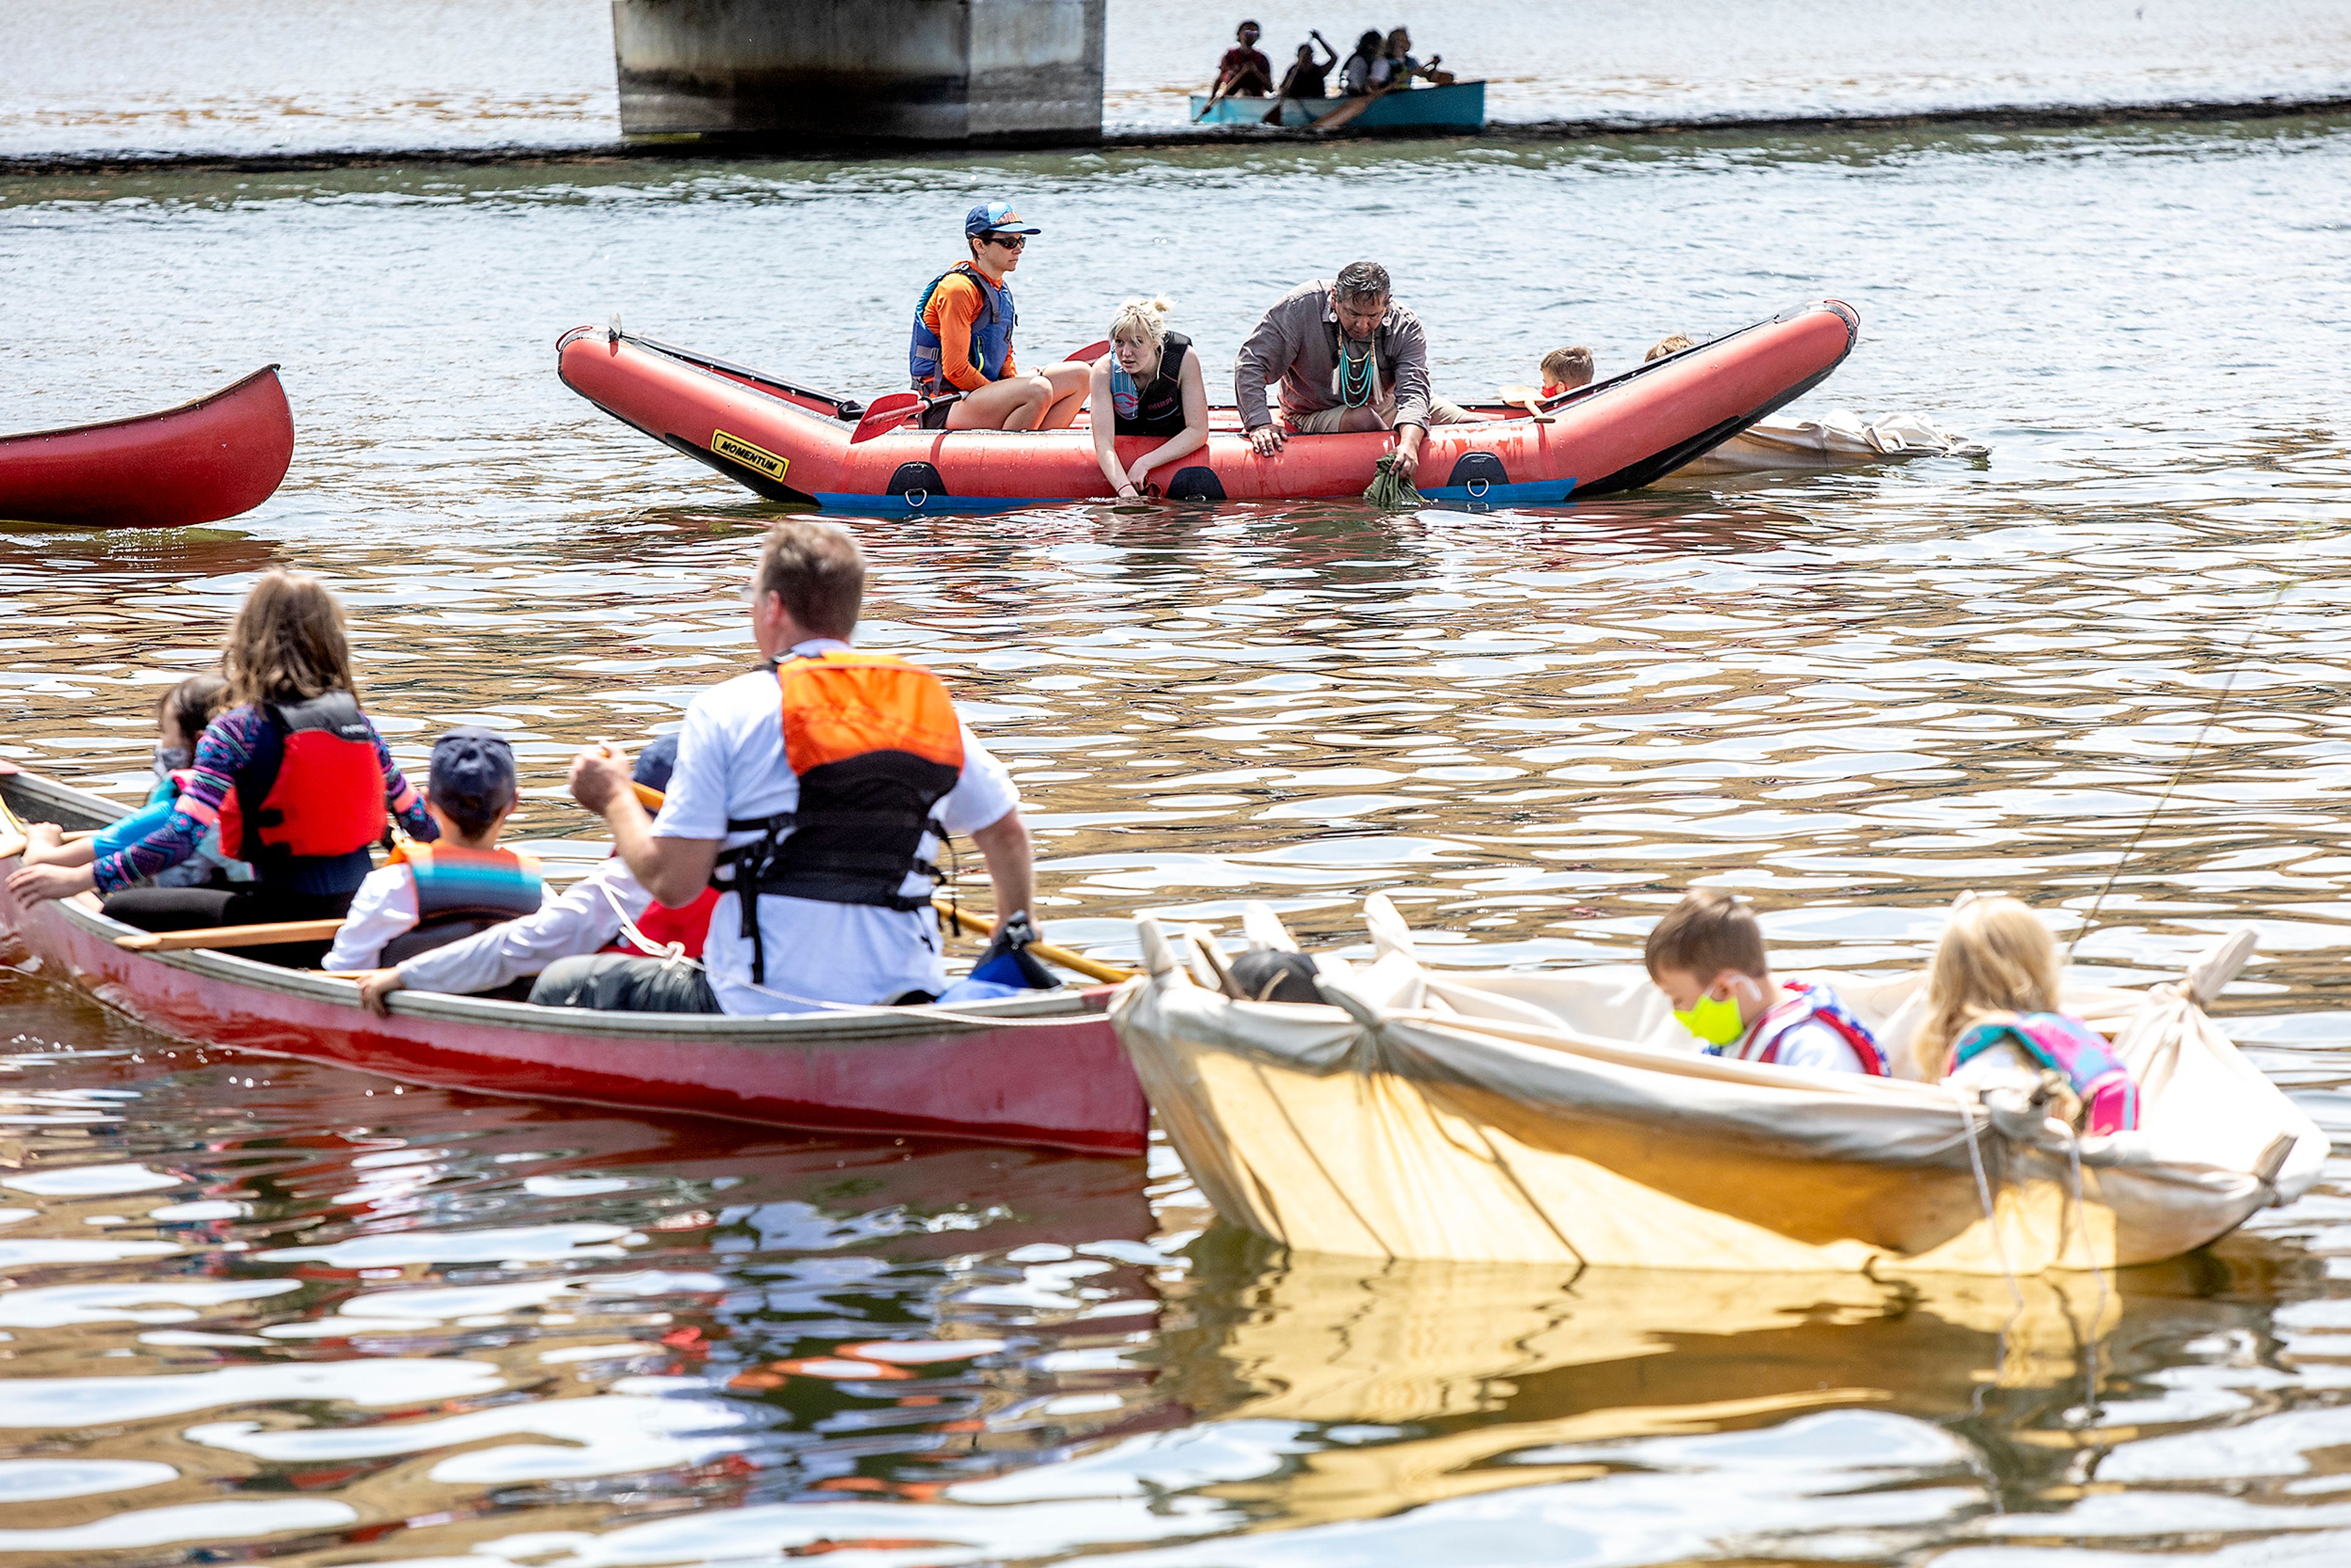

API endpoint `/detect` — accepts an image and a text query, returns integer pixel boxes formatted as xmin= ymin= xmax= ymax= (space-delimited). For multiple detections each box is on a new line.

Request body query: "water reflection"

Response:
xmin=5 ymin=116 xmax=2351 ymax=1563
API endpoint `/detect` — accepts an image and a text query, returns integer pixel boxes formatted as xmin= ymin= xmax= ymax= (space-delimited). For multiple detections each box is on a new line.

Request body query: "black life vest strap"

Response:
xmin=710 ymin=811 xmax=945 ymax=985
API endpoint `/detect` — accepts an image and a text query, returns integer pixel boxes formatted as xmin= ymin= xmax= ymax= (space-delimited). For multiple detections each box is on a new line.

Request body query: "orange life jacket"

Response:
xmin=215 ymin=692 xmax=388 ymax=893
xmin=713 ymin=650 xmax=966 ymax=983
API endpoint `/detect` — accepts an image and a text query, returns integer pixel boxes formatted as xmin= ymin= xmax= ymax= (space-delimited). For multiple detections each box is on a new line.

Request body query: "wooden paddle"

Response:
xmin=620 ymin=779 xmax=1133 ymax=985
xmin=1312 ymin=78 xmax=1403 ymax=132
xmin=116 ymin=918 xmax=345 ymax=953
xmin=1498 ymin=384 xmax=1558 ymax=424
xmin=849 ymin=340 xmax=1114 ymax=445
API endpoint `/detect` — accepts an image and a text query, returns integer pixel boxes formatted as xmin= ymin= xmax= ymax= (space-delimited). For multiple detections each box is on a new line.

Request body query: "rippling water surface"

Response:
xmin=4 ymin=0 xmax=2349 ymax=156
xmin=4 ymin=115 xmax=2351 ymax=1563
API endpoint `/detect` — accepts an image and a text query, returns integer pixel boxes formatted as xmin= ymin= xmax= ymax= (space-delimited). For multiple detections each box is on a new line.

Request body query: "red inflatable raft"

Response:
xmin=558 ymin=301 xmax=1858 ymax=514
xmin=0 ymin=366 xmax=295 ymax=529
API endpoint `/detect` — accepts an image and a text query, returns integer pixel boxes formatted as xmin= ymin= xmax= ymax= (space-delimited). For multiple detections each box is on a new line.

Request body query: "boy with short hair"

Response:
xmin=324 ymin=728 xmax=549 ymax=972
xmin=1645 ymin=333 xmax=1695 ymax=362
xmin=1643 ymin=888 xmax=1887 ymax=1075
xmin=1540 ymin=345 xmax=1594 ymax=395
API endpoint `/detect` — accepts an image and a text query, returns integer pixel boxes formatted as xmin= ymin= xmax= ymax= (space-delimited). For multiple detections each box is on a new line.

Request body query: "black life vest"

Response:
xmin=712 ymin=650 xmax=966 ymax=985
xmin=1112 ymin=333 xmax=1192 ymax=438
xmin=215 ymin=692 xmax=387 ymax=896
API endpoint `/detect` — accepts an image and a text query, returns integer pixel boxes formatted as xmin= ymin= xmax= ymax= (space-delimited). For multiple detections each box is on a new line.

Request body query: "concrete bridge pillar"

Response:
xmin=611 ymin=0 xmax=1105 ymax=146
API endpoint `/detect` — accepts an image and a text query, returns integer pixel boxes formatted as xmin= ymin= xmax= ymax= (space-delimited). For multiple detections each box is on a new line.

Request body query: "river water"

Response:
xmin=5 ymin=92 xmax=2351 ymax=1568
xmin=4 ymin=0 xmax=2349 ymax=157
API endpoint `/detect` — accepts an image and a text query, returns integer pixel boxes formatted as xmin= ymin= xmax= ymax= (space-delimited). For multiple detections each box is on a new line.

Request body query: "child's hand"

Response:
xmin=356 ymin=968 xmax=406 ymax=1017
xmin=19 ymin=822 xmax=65 ymax=867
xmin=6 ymin=861 xmax=94 ymax=905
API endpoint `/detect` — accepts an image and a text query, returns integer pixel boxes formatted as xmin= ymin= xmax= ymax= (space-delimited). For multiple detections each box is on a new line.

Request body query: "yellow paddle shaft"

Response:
xmin=621 ymin=778 xmax=1132 ymax=985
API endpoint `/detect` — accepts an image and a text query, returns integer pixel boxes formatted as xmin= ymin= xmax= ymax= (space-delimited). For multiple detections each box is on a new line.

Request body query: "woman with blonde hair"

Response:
xmin=1088 ymin=295 xmax=1208 ymax=500
xmin=1914 ymin=895 xmax=2140 ymax=1133
xmin=6 ymin=570 xmax=437 ymax=965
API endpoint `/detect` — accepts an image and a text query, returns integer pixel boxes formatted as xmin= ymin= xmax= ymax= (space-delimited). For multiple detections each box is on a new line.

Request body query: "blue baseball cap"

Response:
xmin=429 ymin=727 xmax=517 ymax=817
xmin=965 ymin=201 xmax=1040 ymax=239
xmin=632 ymin=733 xmax=681 ymax=794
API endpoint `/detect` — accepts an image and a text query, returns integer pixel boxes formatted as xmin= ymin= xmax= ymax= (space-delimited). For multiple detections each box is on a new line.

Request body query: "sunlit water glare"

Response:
xmin=2 ymin=113 xmax=2350 ymax=1565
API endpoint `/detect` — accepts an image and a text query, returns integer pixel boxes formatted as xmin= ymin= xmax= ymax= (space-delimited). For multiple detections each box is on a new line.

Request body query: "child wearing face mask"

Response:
xmin=18 ymin=674 xmax=253 ymax=889
xmin=1644 ymin=888 xmax=1887 ymax=1075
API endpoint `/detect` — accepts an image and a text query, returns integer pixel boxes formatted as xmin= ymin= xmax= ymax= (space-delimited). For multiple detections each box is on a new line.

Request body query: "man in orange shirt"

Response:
xmin=907 ymin=201 xmax=1090 ymax=431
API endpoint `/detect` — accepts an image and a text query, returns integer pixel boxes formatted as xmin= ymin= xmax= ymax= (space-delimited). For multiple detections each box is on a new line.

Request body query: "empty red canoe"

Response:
xmin=557 ymin=301 xmax=1858 ymax=514
xmin=0 ymin=366 xmax=294 ymax=528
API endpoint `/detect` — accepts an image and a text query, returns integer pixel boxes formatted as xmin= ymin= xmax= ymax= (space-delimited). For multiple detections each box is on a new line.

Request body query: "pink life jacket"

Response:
xmin=1722 ymin=981 xmax=1889 ymax=1076
xmin=1950 ymin=1013 xmax=2139 ymax=1135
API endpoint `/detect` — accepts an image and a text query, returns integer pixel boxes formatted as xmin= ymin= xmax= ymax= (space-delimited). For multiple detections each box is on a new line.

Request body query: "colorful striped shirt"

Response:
xmin=92 ymin=701 xmax=432 ymax=893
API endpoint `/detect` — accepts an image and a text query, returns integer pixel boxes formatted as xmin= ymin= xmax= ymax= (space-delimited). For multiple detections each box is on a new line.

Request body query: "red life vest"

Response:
xmin=214 ymin=692 xmax=387 ymax=890
xmin=607 ymin=883 xmax=719 ymax=960
xmin=713 ymin=650 xmax=966 ymax=983
xmin=1728 ymin=981 xmax=1889 ymax=1075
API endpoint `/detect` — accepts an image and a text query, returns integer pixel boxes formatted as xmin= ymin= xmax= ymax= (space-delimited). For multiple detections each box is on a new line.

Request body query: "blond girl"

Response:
xmin=1915 ymin=896 xmax=2140 ymax=1133
xmin=1088 ymin=296 xmax=1209 ymax=500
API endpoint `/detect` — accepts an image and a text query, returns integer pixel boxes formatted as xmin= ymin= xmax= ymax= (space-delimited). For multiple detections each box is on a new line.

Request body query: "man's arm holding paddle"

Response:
xmin=569 ymin=744 xmax=715 ymax=909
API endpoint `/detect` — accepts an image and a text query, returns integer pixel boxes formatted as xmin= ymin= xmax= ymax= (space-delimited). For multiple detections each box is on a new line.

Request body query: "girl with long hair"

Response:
xmin=7 ymin=571 xmax=437 ymax=964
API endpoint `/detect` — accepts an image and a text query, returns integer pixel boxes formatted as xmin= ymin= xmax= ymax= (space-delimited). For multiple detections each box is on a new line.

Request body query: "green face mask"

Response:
xmin=1673 ymin=990 xmax=1747 ymax=1046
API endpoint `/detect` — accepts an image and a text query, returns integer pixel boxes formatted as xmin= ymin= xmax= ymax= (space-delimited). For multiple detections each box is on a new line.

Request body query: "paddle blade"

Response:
xmin=850 ymin=392 xmax=923 ymax=445
xmin=1067 ymin=340 xmax=1112 ymax=365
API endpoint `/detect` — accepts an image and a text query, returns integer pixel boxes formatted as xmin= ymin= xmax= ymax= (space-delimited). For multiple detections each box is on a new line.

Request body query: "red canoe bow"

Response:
xmin=0 ymin=366 xmax=295 ymax=529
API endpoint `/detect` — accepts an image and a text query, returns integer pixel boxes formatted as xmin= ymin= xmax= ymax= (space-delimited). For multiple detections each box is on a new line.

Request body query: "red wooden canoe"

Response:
xmin=556 ymin=301 xmax=1859 ymax=513
xmin=0 ymin=366 xmax=295 ymax=529
xmin=0 ymin=767 xmax=1148 ymax=1156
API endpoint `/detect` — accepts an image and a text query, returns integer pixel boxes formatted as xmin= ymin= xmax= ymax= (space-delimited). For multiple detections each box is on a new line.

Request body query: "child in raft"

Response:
xmin=324 ymin=728 xmax=549 ymax=973
xmin=1913 ymin=895 xmax=2140 ymax=1133
xmin=1644 ymin=888 xmax=1888 ymax=1073
xmin=14 ymin=673 xmax=252 ymax=890
xmin=1540 ymin=346 xmax=1594 ymax=396
xmin=4 ymin=571 xmax=437 ymax=966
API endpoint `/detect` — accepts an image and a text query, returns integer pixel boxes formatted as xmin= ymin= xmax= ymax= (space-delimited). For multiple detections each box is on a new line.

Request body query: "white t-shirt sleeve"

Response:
xmin=322 ymin=866 xmax=419 ymax=971
xmin=1770 ymin=1019 xmax=1867 ymax=1075
xmin=653 ymin=691 xmax=738 ymax=841
xmin=395 ymin=858 xmax=647 ymax=996
xmin=939 ymin=724 xmax=1019 ymax=836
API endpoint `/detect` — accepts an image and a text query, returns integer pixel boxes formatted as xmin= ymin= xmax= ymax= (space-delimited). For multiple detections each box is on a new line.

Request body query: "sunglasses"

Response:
xmin=983 ymin=233 xmax=1028 ymax=250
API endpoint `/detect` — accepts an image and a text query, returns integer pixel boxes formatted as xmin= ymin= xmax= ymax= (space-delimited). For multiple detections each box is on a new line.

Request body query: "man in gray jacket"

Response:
xmin=1233 ymin=260 xmax=1466 ymax=481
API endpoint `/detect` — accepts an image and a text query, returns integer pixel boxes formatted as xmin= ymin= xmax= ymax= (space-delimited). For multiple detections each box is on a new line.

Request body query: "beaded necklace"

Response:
xmin=1337 ymin=338 xmax=1379 ymax=408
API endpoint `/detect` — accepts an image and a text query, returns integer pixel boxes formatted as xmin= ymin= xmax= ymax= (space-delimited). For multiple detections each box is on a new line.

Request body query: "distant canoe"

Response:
xmin=0 ymin=366 xmax=294 ymax=530
xmin=1190 ymin=80 xmax=1487 ymax=131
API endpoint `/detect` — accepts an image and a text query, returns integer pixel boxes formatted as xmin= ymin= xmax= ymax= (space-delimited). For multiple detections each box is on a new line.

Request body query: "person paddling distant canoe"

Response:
xmin=1275 ymin=34 xmax=1336 ymax=101
xmin=1211 ymin=20 xmax=1274 ymax=97
xmin=1089 ymin=295 xmax=1209 ymax=500
xmin=1233 ymin=261 xmax=1472 ymax=482
xmin=1373 ymin=28 xmax=1444 ymax=88
xmin=908 ymin=202 xmax=1089 ymax=432
xmin=1338 ymin=30 xmax=1384 ymax=96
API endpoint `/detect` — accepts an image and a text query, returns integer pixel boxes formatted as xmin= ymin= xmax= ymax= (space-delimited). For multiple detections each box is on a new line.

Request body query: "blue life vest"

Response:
xmin=373 ymin=842 xmax=546 ymax=967
xmin=908 ymin=263 xmax=1016 ymax=393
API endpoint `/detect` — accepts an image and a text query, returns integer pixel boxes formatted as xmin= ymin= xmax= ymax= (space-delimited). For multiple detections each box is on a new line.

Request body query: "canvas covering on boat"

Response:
xmin=1110 ymin=897 xmax=2324 ymax=1275
xmin=1674 ymin=408 xmax=1987 ymax=475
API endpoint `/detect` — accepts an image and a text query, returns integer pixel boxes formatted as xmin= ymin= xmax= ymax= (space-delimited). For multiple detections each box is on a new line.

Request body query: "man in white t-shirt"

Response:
xmin=538 ymin=520 xmax=1032 ymax=1015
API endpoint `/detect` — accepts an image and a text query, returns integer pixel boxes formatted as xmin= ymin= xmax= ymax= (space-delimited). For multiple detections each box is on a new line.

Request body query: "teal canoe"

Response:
xmin=1188 ymin=79 xmax=1487 ymax=131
